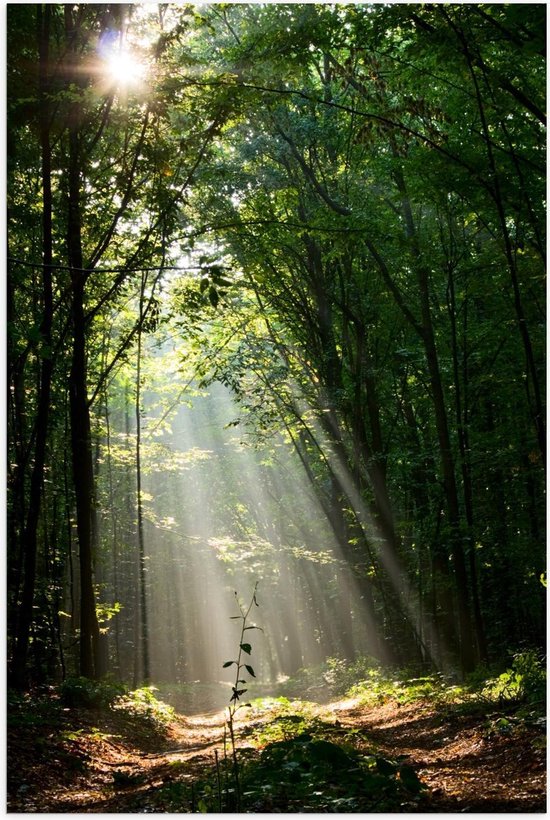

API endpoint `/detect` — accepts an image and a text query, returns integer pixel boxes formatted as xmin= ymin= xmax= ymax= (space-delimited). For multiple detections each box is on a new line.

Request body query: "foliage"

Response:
xmin=57 ymin=677 xmax=177 ymax=725
xmin=238 ymin=734 xmax=425 ymax=812
xmin=322 ymin=656 xmax=385 ymax=697
xmin=7 ymin=688 xmax=64 ymax=729
xmin=340 ymin=653 xmax=546 ymax=723
xmin=60 ymin=677 xmax=127 ymax=709
xmin=6 ymin=2 xmax=545 ymax=691
xmin=480 ymin=651 xmax=546 ymax=708
xmin=248 ymin=698 xmax=320 ymax=747
xmin=348 ymin=670 xmax=465 ymax=708
xmin=222 ymin=583 xmax=262 ymax=810
xmin=112 ymin=686 xmax=175 ymax=727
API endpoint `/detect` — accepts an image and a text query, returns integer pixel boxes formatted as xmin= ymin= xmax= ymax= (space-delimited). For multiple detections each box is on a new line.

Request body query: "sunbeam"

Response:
xmin=116 ymin=372 xmax=391 ymax=695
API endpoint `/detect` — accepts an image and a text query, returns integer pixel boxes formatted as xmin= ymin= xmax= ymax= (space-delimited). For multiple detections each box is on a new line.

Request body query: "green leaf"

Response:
xmin=223 ymin=661 xmax=235 ymax=668
xmin=398 ymin=764 xmax=424 ymax=793
xmin=376 ymin=757 xmax=396 ymax=776
xmin=240 ymin=642 xmax=252 ymax=654
xmin=208 ymin=286 xmax=219 ymax=308
xmin=245 ymin=664 xmax=256 ymax=677
xmin=309 ymin=739 xmax=351 ymax=766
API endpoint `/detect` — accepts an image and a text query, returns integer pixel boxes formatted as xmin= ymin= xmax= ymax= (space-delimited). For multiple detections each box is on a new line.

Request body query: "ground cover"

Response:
xmin=7 ymin=662 xmax=546 ymax=813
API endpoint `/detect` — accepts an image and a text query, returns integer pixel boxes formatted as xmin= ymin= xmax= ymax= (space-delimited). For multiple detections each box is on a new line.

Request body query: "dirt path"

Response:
xmin=8 ymin=697 xmax=546 ymax=812
xmin=327 ymin=697 xmax=546 ymax=812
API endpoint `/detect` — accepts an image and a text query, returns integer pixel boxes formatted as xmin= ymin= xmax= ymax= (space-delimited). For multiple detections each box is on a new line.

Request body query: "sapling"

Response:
xmin=222 ymin=582 xmax=262 ymax=811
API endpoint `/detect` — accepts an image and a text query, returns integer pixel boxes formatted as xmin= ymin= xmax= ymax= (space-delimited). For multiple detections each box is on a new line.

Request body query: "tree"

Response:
xmin=7 ymin=3 xmax=230 ymax=683
xmin=174 ymin=2 xmax=545 ymax=671
xmin=7 ymin=3 xmax=545 ymax=687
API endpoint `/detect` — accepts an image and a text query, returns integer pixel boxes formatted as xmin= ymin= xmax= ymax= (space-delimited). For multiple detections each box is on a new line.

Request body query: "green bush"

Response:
xmin=237 ymin=732 xmax=425 ymax=812
xmin=323 ymin=656 xmax=381 ymax=696
xmin=112 ymin=686 xmax=175 ymax=726
xmin=60 ymin=677 xmax=126 ymax=708
xmin=481 ymin=650 xmax=546 ymax=707
xmin=277 ymin=655 xmax=381 ymax=700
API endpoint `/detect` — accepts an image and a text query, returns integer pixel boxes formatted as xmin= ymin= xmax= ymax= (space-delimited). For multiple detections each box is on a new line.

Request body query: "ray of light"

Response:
xmin=137 ymin=378 xmax=390 ymax=691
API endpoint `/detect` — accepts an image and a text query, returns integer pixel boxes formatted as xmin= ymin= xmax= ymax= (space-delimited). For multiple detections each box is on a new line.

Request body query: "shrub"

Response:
xmin=481 ymin=650 xmax=546 ymax=708
xmin=113 ymin=686 xmax=175 ymax=726
xmin=60 ymin=677 xmax=126 ymax=708
xmin=277 ymin=655 xmax=381 ymax=700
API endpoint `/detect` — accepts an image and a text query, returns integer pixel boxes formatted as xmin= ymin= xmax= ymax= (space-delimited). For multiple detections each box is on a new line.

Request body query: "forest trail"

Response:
xmin=8 ymin=694 xmax=545 ymax=813
xmin=327 ymin=697 xmax=546 ymax=812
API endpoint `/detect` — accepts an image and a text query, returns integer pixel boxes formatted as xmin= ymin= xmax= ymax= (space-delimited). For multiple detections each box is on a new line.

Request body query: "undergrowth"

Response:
xmin=112 ymin=686 xmax=175 ymax=727
xmin=170 ymin=650 xmax=545 ymax=812
xmin=7 ymin=650 xmax=545 ymax=813
xmin=171 ymin=715 xmax=426 ymax=813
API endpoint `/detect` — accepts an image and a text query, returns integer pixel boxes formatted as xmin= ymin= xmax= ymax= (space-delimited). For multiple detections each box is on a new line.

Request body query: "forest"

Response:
xmin=6 ymin=3 xmax=546 ymax=813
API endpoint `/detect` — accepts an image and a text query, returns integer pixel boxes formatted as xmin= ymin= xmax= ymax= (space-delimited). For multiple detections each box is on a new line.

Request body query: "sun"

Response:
xmin=104 ymin=48 xmax=146 ymax=88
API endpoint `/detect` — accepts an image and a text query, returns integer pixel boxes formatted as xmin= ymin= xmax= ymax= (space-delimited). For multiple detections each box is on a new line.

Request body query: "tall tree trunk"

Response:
xmin=399 ymin=373 xmax=456 ymax=667
xmin=66 ymin=11 xmax=102 ymax=677
xmin=447 ymin=262 xmax=488 ymax=662
xmin=69 ymin=271 xmax=102 ymax=678
xmin=392 ymin=171 xmax=476 ymax=672
xmin=10 ymin=4 xmax=54 ymax=688
xmin=135 ymin=273 xmax=150 ymax=683
xmin=104 ymin=393 xmax=121 ymax=673
xmin=6 ymin=265 xmax=28 ymax=657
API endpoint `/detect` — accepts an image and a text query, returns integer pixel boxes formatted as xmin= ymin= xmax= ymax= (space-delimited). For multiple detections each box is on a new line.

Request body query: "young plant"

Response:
xmin=222 ymin=582 xmax=262 ymax=811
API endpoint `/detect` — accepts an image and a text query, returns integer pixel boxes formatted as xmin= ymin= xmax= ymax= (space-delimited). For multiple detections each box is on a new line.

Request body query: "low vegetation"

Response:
xmin=7 ymin=651 xmax=545 ymax=813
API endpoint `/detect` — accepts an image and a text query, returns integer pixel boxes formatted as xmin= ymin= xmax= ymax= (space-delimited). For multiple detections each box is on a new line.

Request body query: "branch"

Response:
xmin=86 ymin=108 xmax=151 ymax=270
xmin=275 ymin=127 xmax=352 ymax=216
xmin=87 ymin=271 xmax=162 ymax=408
xmin=365 ymin=240 xmax=424 ymax=340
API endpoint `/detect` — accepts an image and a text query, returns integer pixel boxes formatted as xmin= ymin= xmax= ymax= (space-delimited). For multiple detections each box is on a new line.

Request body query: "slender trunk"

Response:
xmin=418 ymin=267 xmax=475 ymax=672
xmin=7 ymin=266 xmax=28 ymax=649
xmin=136 ymin=273 xmax=150 ymax=683
xmin=447 ymin=263 xmax=488 ymax=662
xmin=395 ymin=172 xmax=476 ymax=672
xmin=63 ymin=393 xmax=75 ymax=632
xmin=10 ymin=5 xmax=54 ymax=688
xmin=104 ymin=395 xmax=121 ymax=672
xmin=399 ymin=374 xmax=455 ymax=667
xmin=66 ymin=25 xmax=102 ymax=677
xmin=69 ymin=273 xmax=101 ymax=678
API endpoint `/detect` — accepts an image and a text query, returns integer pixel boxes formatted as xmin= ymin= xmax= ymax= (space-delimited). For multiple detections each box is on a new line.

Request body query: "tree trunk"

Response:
xmin=135 ymin=273 xmax=150 ymax=684
xmin=10 ymin=5 xmax=54 ymax=689
xmin=447 ymin=262 xmax=488 ymax=662
xmin=66 ymin=15 xmax=102 ymax=677
xmin=69 ymin=272 xmax=102 ymax=678
xmin=393 ymin=172 xmax=476 ymax=672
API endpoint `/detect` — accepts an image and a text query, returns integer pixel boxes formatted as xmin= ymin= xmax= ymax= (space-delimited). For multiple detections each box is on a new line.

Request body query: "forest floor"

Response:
xmin=7 ymin=685 xmax=546 ymax=813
